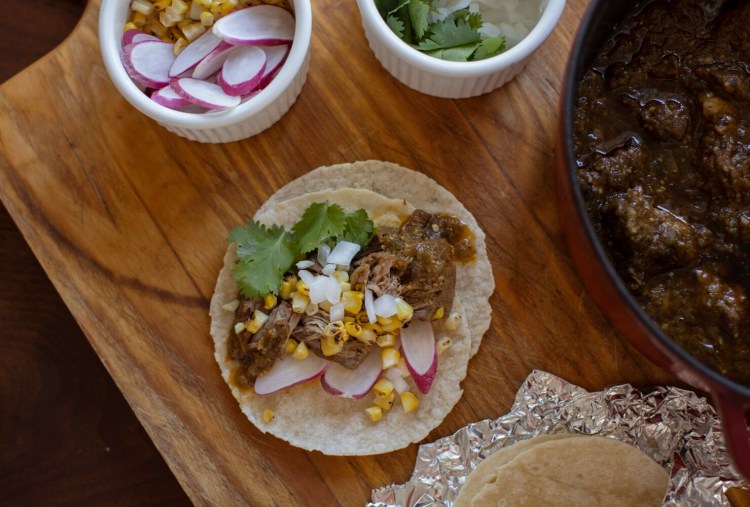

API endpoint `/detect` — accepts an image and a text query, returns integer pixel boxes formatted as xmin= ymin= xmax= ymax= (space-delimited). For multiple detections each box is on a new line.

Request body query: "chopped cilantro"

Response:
xmin=376 ymin=0 xmax=507 ymax=62
xmin=228 ymin=202 xmax=376 ymax=297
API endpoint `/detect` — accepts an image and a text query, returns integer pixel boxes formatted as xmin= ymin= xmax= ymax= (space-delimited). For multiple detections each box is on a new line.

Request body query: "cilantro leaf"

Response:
xmin=473 ymin=36 xmax=506 ymax=60
xmin=408 ymin=0 xmax=431 ymax=40
xmin=229 ymin=222 xmax=297 ymax=298
xmin=341 ymin=209 xmax=375 ymax=248
xmin=423 ymin=43 xmax=479 ymax=62
xmin=386 ymin=14 xmax=405 ymax=39
xmin=418 ymin=16 xmax=481 ymax=51
xmin=292 ymin=202 xmax=347 ymax=253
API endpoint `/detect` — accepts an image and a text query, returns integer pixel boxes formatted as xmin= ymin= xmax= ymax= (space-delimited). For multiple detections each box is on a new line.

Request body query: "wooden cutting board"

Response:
xmin=0 ymin=0 xmax=683 ymax=504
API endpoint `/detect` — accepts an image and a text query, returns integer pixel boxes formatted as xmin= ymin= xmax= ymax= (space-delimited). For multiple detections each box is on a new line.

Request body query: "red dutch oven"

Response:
xmin=555 ymin=0 xmax=750 ymax=479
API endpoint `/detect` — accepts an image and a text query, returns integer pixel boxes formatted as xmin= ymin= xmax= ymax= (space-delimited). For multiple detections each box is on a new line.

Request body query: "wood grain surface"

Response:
xmin=0 ymin=0 xmax=744 ymax=505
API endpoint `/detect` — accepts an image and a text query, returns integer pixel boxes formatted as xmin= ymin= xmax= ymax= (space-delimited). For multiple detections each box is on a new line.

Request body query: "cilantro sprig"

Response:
xmin=229 ymin=203 xmax=375 ymax=298
xmin=374 ymin=0 xmax=506 ymax=62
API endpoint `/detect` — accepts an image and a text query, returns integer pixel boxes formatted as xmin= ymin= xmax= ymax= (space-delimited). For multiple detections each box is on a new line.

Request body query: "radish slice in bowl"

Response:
xmin=122 ymin=40 xmax=175 ymax=89
xmin=151 ymin=85 xmax=192 ymax=109
xmin=169 ymin=30 xmax=223 ymax=77
xmin=321 ymin=350 xmax=383 ymax=399
xmin=254 ymin=353 xmax=328 ymax=395
xmin=218 ymin=46 xmax=267 ymax=96
xmin=212 ymin=5 xmax=295 ymax=46
xmin=400 ymin=319 xmax=438 ymax=394
xmin=257 ymin=44 xmax=290 ymax=89
xmin=191 ymin=42 xmax=236 ymax=80
xmin=170 ymin=77 xmax=242 ymax=110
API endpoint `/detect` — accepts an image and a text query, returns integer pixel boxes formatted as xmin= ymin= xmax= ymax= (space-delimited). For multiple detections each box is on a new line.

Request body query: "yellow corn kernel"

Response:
xmin=318 ymin=300 xmax=332 ymax=312
xmin=445 ymin=312 xmax=462 ymax=332
xmin=377 ymin=316 xmax=404 ymax=333
xmin=131 ymin=0 xmax=154 ymax=15
xmin=173 ymin=36 xmax=188 ymax=55
xmin=401 ymin=392 xmax=419 ymax=413
xmin=123 ymin=21 xmax=139 ymax=32
xmin=171 ymin=0 xmax=189 ymax=14
xmin=365 ymin=406 xmax=383 ymax=422
xmin=220 ymin=0 xmax=238 ymax=15
xmin=210 ymin=0 xmax=224 ymax=12
xmin=195 ymin=0 xmax=212 ymax=7
xmin=339 ymin=282 xmax=352 ymax=293
xmin=373 ymin=391 xmax=396 ymax=411
xmin=321 ymin=322 xmax=348 ymax=355
xmin=291 ymin=292 xmax=309 ymax=313
xmin=433 ymin=306 xmax=445 ymax=320
xmin=355 ymin=310 xmax=370 ymax=326
xmin=176 ymin=17 xmax=192 ymax=28
xmin=373 ymin=378 xmax=394 ymax=398
xmin=245 ymin=310 xmax=269 ymax=333
xmin=343 ymin=315 xmax=356 ymax=324
xmin=396 ymin=358 xmax=411 ymax=378
xmin=363 ymin=321 xmax=383 ymax=335
xmin=263 ymin=293 xmax=277 ymax=310
xmin=437 ymin=336 xmax=452 ymax=354
xmin=285 ymin=338 xmax=298 ymax=354
xmin=292 ymin=341 xmax=309 ymax=359
xmin=395 ymin=298 xmax=414 ymax=321
xmin=132 ymin=11 xmax=148 ymax=26
xmin=305 ymin=303 xmax=319 ymax=316
xmin=360 ymin=326 xmax=377 ymax=344
xmin=332 ymin=270 xmax=349 ymax=283
xmin=200 ymin=10 xmax=215 ymax=26
xmin=181 ymin=20 xmax=206 ymax=41
xmin=296 ymin=280 xmax=310 ymax=296
xmin=280 ymin=275 xmax=297 ymax=299
xmin=148 ymin=18 xmax=168 ymax=36
xmin=342 ymin=291 xmax=364 ymax=315
xmin=381 ymin=348 xmax=401 ymax=369
xmin=153 ymin=0 xmax=171 ymax=9
xmin=344 ymin=321 xmax=364 ymax=338
xmin=376 ymin=333 xmax=397 ymax=348
xmin=159 ymin=10 xmax=176 ymax=27
xmin=262 ymin=408 xmax=274 ymax=423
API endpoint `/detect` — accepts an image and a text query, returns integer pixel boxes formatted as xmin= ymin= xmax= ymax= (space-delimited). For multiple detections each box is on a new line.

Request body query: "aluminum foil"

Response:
xmin=369 ymin=370 xmax=749 ymax=506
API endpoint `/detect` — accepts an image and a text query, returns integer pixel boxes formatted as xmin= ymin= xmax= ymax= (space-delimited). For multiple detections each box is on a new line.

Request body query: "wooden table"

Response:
xmin=0 ymin=0 xmax=737 ymax=505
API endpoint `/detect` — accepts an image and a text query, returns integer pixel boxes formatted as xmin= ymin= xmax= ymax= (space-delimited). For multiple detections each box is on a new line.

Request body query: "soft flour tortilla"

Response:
xmin=210 ymin=188 xmax=477 ymax=455
xmin=455 ymin=435 xmax=669 ymax=507
xmin=256 ymin=160 xmax=493 ymax=357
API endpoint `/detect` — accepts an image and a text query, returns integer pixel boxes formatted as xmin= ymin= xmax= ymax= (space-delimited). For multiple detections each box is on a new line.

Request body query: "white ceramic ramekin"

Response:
xmin=355 ymin=0 xmax=566 ymax=99
xmin=98 ymin=0 xmax=311 ymax=143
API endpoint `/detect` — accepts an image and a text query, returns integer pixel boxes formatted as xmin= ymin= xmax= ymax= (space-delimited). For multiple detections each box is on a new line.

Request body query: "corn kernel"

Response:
xmin=173 ymin=36 xmax=188 ymax=55
xmin=381 ymin=348 xmax=401 ymax=369
xmin=210 ymin=0 xmax=224 ymax=12
xmin=395 ymin=298 xmax=414 ymax=321
xmin=377 ymin=316 xmax=403 ymax=333
xmin=291 ymin=292 xmax=309 ymax=313
xmin=171 ymin=0 xmax=189 ymax=15
xmin=263 ymin=293 xmax=277 ymax=310
xmin=285 ymin=338 xmax=298 ymax=354
xmin=321 ymin=321 xmax=348 ymax=355
xmin=149 ymin=18 xmax=168 ymax=36
xmin=332 ymin=270 xmax=349 ymax=283
xmin=342 ymin=291 xmax=364 ymax=315
xmin=343 ymin=315 xmax=356 ymax=324
xmin=280 ymin=275 xmax=297 ymax=299
xmin=181 ymin=20 xmax=206 ymax=40
xmin=344 ymin=322 xmax=364 ymax=339
xmin=131 ymin=0 xmax=154 ymax=15
xmin=355 ymin=311 xmax=370 ymax=326
xmin=437 ymin=336 xmax=453 ymax=354
xmin=220 ymin=0 xmax=238 ymax=15
xmin=396 ymin=358 xmax=411 ymax=378
xmin=194 ymin=0 xmax=212 ymax=7
xmin=200 ymin=10 xmax=215 ymax=26
xmin=376 ymin=333 xmax=397 ymax=348
xmin=373 ymin=391 xmax=396 ymax=411
xmin=245 ymin=310 xmax=269 ymax=333
xmin=159 ymin=10 xmax=176 ymax=27
xmin=365 ymin=406 xmax=383 ymax=422
xmin=292 ymin=341 xmax=309 ymax=359
xmin=318 ymin=300 xmax=332 ymax=312
xmin=433 ymin=306 xmax=445 ymax=320
xmin=176 ymin=17 xmax=192 ymax=28
xmin=305 ymin=302 xmax=319 ymax=316
xmin=133 ymin=11 xmax=148 ymax=26
xmin=262 ymin=408 xmax=274 ymax=423
xmin=360 ymin=326 xmax=377 ymax=344
xmin=296 ymin=280 xmax=310 ymax=296
xmin=153 ymin=0 xmax=171 ymax=9
xmin=373 ymin=378 xmax=394 ymax=398
xmin=401 ymin=392 xmax=419 ymax=413
xmin=445 ymin=312 xmax=462 ymax=332
xmin=123 ymin=21 xmax=139 ymax=32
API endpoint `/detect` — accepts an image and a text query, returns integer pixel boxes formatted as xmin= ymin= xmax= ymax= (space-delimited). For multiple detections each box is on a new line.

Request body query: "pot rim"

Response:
xmin=559 ymin=0 xmax=750 ymax=400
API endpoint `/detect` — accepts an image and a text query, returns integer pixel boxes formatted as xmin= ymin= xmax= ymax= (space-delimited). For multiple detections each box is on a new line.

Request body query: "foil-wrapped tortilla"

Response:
xmin=369 ymin=370 xmax=750 ymax=506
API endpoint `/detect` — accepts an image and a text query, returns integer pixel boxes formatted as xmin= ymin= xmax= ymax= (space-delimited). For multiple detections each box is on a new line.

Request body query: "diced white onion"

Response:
xmin=373 ymin=294 xmax=398 ymax=318
xmin=322 ymin=263 xmax=336 ymax=276
xmin=329 ymin=302 xmax=345 ymax=323
xmin=326 ymin=241 xmax=360 ymax=267
xmin=296 ymin=259 xmax=315 ymax=270
xmin=391 ymin=376 xmax=410 ymax=395
xmin=364 ymin=287 xmax=376 ymax=325
xmin=308 ymin=276 xmax=328 ymax=304
xmin=297 ymin=269 xmax=315 ymax=285
xmin=323 ymin=276 xmax=341 ymax=304
xmin=317 ymin=243 xmax=331 ymax=265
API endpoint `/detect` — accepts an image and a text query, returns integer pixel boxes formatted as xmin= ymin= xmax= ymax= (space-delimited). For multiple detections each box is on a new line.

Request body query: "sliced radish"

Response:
xmin=122 ymin=40 xmax=175 ymax=89
xmin=191 ymin=42 xmax=236 ymax=80
xmin=373 ymin=294 xmax=398 ymax=318
xmin=212 ymin=5 xmax=295 ymax=46
xmin=169 ymin=29 xmax=222 ymax=77
xmin=151 ymin=85 xmax=192 ymax=109
xmin=254 ymin=353 xmax=328 ymax=395
xmin=400 ymin=320 xmax=438 ymax=394
xmin=364 ymin=288 xmax=376 ymax=325
xmin=321 ymin=350 xmax=382 ymax=399
xmin=218 ymin=45 xmax=266 ymax=96
xmin=123 ymin=29 xmax=161 ymax=46
xmin=257 ymin=44 xmax=290 ymax=89
xmin=170 ymin=77 xmax=241 ymax=109
xmin=327 ymin=241 xmax=361 ymax=267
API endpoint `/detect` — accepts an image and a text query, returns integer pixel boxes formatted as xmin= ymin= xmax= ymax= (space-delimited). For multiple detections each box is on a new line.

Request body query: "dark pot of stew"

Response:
xmin=556 ymin=0 xmax=750 ymax=479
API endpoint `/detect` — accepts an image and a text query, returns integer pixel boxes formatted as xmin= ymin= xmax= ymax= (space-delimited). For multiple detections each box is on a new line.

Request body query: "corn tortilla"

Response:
xmin=210 ymin=187 xmax=488 ymax=455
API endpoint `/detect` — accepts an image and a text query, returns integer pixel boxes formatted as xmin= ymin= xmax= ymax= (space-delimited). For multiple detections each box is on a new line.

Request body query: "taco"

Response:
xmin=209 ymin=162 xmax=494 ymax=455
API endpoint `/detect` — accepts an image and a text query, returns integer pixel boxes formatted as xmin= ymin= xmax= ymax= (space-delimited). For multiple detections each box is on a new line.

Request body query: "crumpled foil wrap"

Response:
xmin=369 ymin=370 xmax=749 ymax=506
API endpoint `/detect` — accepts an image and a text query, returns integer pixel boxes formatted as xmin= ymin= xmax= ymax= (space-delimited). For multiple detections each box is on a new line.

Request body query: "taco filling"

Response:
xmin=224 ymin=202 xmax=475 ymax=422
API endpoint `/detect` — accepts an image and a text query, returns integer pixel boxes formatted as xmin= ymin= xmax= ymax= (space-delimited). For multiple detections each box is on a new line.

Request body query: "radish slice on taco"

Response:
xmin=210 ymin=163 xmax=494 ymax=455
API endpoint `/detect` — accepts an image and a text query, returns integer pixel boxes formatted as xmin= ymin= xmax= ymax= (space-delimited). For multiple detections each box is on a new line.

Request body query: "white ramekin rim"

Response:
xmin=98 ymin=0 xmax=312 ymax=131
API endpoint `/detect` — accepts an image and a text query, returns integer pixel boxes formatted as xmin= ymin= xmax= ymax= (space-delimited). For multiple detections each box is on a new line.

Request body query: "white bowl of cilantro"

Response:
xmin=356 ymin=0 xmax=565 ymax=98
